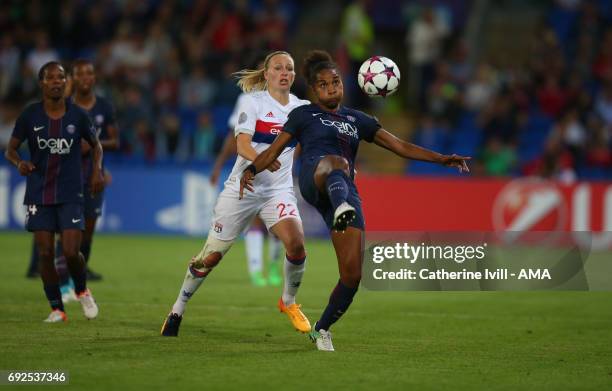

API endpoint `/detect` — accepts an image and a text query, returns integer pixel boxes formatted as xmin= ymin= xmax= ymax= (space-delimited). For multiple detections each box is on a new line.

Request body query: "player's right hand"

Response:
xmin=266 ymin=159 xmax=281 ymax=172
xmin=239 ymin=170 xmax=255 ymax=200
xmin=17 ymin=161 xmax=35 ymax=176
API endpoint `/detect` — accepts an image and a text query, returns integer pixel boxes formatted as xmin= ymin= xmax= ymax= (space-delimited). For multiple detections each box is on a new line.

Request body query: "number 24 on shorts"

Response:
xmin=277 ymin=203 xmax=297 ymax=218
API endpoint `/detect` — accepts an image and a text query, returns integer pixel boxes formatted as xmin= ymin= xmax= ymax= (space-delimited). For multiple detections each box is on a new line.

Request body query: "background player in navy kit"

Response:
xmin=56 ymin=59 xmax=119 ymax=289
xmin=71 ymin=59 xmax=118 ymax=278
xmin=4 ymin=61 xmax=104 ymax=322
xmin=240 ymin=51 xmax=470 ymax=351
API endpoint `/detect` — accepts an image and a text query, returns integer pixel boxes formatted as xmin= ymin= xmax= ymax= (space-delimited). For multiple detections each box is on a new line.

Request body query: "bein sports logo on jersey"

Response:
xmin=37 ymin=136 xmax=73 ymax=154
xmin=319 ymin=118 xmax=358 ymax=139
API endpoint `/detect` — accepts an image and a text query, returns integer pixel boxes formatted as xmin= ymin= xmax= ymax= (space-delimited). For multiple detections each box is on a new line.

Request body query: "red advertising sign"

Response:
xmin=356 ymin=176 xmax=612 ymax=248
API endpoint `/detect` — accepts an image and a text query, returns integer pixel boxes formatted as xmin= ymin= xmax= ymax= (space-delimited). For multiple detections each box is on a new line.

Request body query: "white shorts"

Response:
xmin=208 ymin=187 xmax=301 ymax=241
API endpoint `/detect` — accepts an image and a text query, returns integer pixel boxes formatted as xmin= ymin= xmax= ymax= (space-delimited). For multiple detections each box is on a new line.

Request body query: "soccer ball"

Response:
xmin=357 ymin=56 xmax=401 ymax=97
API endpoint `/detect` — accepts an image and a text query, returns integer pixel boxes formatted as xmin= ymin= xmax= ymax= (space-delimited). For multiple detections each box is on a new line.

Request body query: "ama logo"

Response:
xmin=37 ymin=137 xmax=73 ymax=154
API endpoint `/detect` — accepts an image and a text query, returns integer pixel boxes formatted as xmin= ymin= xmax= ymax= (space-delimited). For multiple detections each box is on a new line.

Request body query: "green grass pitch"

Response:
xmin=1 ymin=232 xmax=611 ymax=390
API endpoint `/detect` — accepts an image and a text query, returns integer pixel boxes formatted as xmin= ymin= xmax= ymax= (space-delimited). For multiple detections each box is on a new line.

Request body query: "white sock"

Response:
xmin=282 ymin=255 xmax=306 ymax=305
xmin=268 ymin=235 xmax=282 ymax=263
xmin=171 ymin=267 xmax=207 ymax=316
xmin=245 ymin=229 xmax=264 ymax=274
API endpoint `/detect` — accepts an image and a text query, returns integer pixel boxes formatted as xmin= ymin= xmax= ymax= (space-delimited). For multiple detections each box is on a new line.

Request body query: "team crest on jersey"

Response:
xmin=95 ymin=114 xmax=104 ymax=125
xmin=214 ymin=222 xmax=223 ymax=233
xmin=265 ymin=111 xmax=275 ymax=118
xmin=66 ymin=124 xmax=76 ymax=134
xmin=238 ymin=112 xmax=248 ymax=125
xmin=347 ymin=115 xmax=356 ymax=123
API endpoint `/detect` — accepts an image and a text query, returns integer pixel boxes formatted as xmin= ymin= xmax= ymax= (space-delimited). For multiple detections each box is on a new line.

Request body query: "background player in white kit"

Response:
xmin=161 ymin=51 xmax=311 ymax=336
xmin=210 ymin=88 xmax=284 ymax=288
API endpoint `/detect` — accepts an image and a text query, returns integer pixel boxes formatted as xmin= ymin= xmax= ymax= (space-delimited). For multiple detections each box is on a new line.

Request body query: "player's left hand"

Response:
xmin=239 ymin=170 xmax=255 ymax=200
xmin=90 ymin=169 xmax=105 ymax=195
xmin=441 ymin=154 xmax=471 ymax=173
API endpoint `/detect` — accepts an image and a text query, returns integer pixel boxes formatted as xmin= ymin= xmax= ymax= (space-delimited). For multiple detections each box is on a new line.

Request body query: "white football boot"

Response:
xmin=309 ymin=328 xmax=335 ymax=351
xmin=43 ymin=309 xmax=67 ymax=323
xmin=332 ymin=202 xmax=356 ymax=232
xmin=77 ymin=289 xmax=99 ymax=319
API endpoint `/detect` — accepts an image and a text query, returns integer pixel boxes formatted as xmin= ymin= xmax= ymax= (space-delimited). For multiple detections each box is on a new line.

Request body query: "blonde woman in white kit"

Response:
xmin=161 ymin=51 xmax=312 ymax=337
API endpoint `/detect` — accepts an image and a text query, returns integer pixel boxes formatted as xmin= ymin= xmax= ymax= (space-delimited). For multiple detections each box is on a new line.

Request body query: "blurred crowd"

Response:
xmin=408 ymin=0 xmax=612 ymax=181
xmin=0 ymin=0 xmax=298 ymax=162
xmin=1 ymin=0 xmax=611 ymax=181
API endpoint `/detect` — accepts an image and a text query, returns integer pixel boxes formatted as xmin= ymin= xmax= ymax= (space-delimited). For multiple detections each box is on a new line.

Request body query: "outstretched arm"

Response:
xmin=373 ymin=128 xmax=470 ymax=173
xmin=239 ymin=132 xmax=294 ymax=198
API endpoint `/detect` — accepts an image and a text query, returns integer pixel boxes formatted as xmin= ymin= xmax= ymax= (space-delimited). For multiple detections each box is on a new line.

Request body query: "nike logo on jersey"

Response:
xmin=312 ymin=113 xmax=323 ymax=117
xmin=72 ymin=218 xmax=81 ymax=223
xmin=34 ymin=126 xmax=44 ymax=132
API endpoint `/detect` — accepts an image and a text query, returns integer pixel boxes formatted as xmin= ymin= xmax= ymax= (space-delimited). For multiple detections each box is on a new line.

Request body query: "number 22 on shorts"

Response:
xmin=277 ymin=203 xmax=297 ymax=218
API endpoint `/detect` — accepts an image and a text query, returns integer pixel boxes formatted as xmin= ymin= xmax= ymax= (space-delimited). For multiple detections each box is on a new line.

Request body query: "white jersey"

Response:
xmin=227 ymin=92 xmax=248 ymax=129
xmin=224 ymin=90 xmax=309 ymax=194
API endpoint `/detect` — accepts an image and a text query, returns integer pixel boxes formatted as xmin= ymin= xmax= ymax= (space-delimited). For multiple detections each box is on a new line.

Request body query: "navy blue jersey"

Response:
xmin=88 ymin=95 xmax=116 ymax=141
xmin=283 ymin=104 xmax=381 ymax=176
xmin=11 ymin=100 xmax=96 ymax=205
xmin=77 ymin=95 xmax=116 ymax=183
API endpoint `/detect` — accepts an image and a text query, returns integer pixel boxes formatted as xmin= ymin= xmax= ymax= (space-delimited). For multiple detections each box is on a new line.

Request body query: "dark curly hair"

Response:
xmin=302 ymin=50 xmax=338 ymax=86
xmin=71 ymin=58 xmax=94 ymax=73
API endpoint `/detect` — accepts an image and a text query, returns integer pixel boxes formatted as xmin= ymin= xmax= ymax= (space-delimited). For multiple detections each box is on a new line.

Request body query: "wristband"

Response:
xmin=245 ymin=164 xmax=257 ymax=176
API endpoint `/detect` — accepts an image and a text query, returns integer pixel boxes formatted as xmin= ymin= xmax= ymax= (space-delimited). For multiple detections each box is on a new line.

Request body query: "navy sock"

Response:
xmin=315 ymin=280 xmax=358 ymax=331
xmin=80 ymin=241 xmax=92 ymax=264
xmin=43 ymin=284 xmax=64 ymax=312
xmin=325 ymin=170 xmax=349 ymax=210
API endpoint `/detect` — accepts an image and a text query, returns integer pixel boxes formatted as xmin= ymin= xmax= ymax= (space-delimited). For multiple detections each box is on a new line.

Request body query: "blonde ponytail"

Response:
xmin=234 ymin=51 xmax=292 ymax=93
xmin=234 ymin=68 xmax=267 ymax=92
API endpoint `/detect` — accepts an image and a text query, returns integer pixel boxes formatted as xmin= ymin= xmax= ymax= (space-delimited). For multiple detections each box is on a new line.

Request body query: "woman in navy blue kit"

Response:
xmin=240 ymin=50 xmax=470 ymax=351
xmin=5 ymin=62 xmax=104 ymax=322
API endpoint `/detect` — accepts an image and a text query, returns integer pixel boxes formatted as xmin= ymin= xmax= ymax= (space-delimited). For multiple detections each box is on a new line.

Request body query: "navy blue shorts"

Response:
xmin=298 ymin=156 xmax=365 ymax=231
xmin=83 ymin=187 xmax=104 ymax=219
xmin=25 ymin=203 xmax=85 ymax=232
